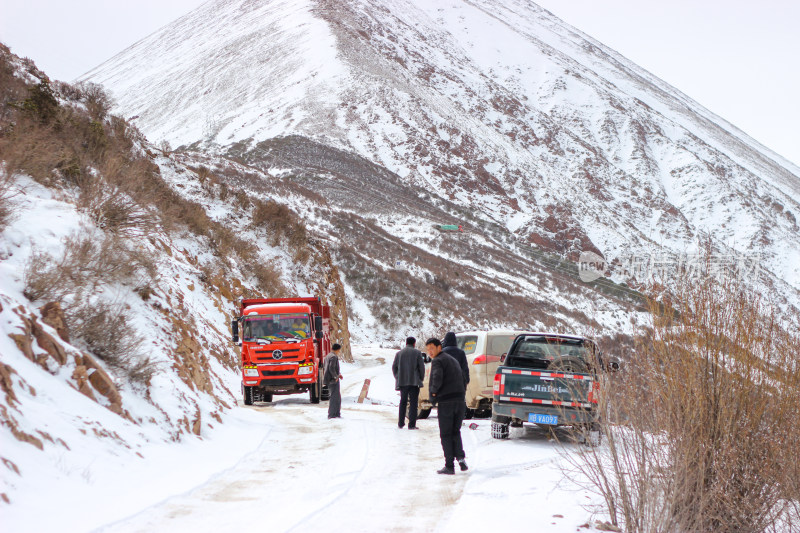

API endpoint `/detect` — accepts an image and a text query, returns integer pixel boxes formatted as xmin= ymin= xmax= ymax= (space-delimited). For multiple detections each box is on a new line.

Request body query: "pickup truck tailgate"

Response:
xmin=495 ymin=368 xmax=595 ymax=408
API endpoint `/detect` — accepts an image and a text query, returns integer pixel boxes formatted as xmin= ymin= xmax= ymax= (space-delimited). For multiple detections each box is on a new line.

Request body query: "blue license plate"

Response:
xmin=529 ymin=413 xmax=558 ymax=425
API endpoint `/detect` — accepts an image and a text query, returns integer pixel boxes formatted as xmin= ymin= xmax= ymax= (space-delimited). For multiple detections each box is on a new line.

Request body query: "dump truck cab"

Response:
xmin=232 ymin=297 xmax=331 ymax=405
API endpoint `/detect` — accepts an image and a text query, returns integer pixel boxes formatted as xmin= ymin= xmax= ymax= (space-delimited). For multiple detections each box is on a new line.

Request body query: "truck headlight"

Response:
xmin=298 ymin=365 xmax=313 ymax=375
xmin=244 ymin=368 xmax=259 ymax=377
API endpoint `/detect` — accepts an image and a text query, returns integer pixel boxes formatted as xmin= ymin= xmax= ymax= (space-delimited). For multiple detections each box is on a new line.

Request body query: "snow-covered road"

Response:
xmin=90 ymin=347 xmax=600 ymax=533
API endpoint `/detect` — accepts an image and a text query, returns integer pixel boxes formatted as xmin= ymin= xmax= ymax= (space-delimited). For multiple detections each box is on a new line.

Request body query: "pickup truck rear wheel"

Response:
xmin=491 ymin=421 xmax=509 ymax=439
xmin=243 ymin=386 xmax=254 ymax=406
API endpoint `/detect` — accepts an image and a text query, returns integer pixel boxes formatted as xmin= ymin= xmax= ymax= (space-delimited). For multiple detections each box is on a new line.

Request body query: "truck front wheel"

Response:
xmin=310 ymin=381 xmax=321 ymax=404
xmin=243 ymin=386 xmax=254 ymax=406
xmin=491 ymin=420 xmax=510 ymax=439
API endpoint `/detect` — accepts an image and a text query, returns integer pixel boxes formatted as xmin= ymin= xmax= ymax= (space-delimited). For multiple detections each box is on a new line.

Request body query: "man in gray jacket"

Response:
xmin=392 ymin=337 xmax=425 ymax=429
xmin=323 ymin=343 xmax=343 ymax=419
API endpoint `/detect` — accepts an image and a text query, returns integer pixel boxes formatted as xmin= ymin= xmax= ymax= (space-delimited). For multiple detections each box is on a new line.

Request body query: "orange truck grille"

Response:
xmin=261 ymin=369 xmax=295 ymax=377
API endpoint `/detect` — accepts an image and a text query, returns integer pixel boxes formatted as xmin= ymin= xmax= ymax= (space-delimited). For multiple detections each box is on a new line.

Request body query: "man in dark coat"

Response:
xmin=392 ymin=336 xmax=425 ymax=430
xmin=426 ymin=338 xmax=468 ymax=475
xmin=442 ymin=331 xmax=469 ymax=387
xmin=323 ymin=343 xmax=343 ymax=419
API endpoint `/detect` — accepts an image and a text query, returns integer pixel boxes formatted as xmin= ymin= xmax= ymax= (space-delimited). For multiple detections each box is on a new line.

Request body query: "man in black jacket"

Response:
xmin=442 ymin=331 xmax=469 ymax=387
xmin=392 ymin=337 xmax=425 ymax=429
xmin=426 ymin=338 xmax=468 ymax=475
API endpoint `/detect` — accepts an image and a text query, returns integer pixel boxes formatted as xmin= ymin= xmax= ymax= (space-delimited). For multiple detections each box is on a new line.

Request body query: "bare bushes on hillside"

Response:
xmin=75 ymin=172 xmax=156 ymax=237
xmin=569 ymin=272 xmax=800 ymax=532
xmin=24 ymin=231 xmax=156 ymax=303
xmin=0 ymin=60 xmax=286 ymax=298
xmin=75 ymin=81 xmax=113 ymax=121
xmin=23 ymin=231 xmax=158 ymax=385
xmin=251 ymin=199 xmax=310 ymax=262
xmin=69 ymin=301 xmax=157 ymax=385
xmin=0 ymin=167 xmax=17 ymax=230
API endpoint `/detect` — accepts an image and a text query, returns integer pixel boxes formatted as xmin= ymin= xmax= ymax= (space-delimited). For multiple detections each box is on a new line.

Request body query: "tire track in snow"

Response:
xmin=282 ymin=416 xmax=372 ymax=533
xmin=91 ymin=423 xmax=278 ymax=532
xmin=93 ymin=400 xmax=468 ymax=533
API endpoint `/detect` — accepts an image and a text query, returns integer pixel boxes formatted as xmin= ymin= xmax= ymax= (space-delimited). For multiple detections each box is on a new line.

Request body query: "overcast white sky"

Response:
xmin=1 ymin=0 xmax=798 ymax=167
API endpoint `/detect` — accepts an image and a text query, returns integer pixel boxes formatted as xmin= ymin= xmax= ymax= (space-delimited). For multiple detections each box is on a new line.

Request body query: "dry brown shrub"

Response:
xmin=23 ymin=231 xmax=156 ymax=303
xmin=75 ymin=81 xmax=112 ymax=120
xmin=68 ymin=300 xmax=157 ymax=386
xmin=0 ymin=166 xmax=18 ymax=230
xmin=75 ymin=174 xmax=156 ymax=236
xmin=21 ymin=228 xmax=159 ymax=386
xmin=251 ymin=199 xmax=292 ymax=244
xmin=177 ymin=202 xmax=212 ymax=237
xmin=566 ymin=269 xmax=800 ymax=532
xmin=0 ymin=122 xmax=72 ymax=186
xmin=251 ymin=263 xmax=285 ymax=296
xmin=250 ymin=198 xmax=312 ymax=263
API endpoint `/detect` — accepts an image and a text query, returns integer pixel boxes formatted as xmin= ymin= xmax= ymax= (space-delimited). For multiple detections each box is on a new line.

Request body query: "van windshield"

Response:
xmin=242 ymin=314 xmax=310 ymax=341
xmin=457 ymin=335 xmax=478 ymax=355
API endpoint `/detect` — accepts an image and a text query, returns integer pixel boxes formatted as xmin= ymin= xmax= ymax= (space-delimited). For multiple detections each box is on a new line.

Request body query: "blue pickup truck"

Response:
xmin=491 ymin=333 xmax=614 ymax=445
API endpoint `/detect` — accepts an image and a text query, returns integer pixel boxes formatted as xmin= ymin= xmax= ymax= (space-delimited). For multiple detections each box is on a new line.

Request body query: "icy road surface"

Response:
xmin=94 ymin=347 xmax=600 ymax=532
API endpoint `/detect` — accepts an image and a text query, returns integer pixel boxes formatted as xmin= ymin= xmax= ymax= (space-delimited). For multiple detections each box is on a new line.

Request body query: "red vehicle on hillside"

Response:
xmin=231 ymin=297 xmax=331 ymax=405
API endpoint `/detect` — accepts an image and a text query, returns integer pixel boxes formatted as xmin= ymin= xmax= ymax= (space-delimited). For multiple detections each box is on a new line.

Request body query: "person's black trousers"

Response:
xmin=327 ymin=381 xmax=341 ymax=418
xmin=437 ymin=399 xmax=466 ymax=468
xmin=398 ymin=386 xmax=420 ymax=428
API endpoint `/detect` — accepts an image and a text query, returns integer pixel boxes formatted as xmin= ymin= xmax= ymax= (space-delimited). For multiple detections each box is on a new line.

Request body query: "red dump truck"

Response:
xmin=232 ymin=297 xmax=331 ymax=405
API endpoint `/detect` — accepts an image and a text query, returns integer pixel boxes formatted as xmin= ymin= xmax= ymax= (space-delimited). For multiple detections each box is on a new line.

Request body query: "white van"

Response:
xmin=417 ymin=330 xmax=531 ymax=419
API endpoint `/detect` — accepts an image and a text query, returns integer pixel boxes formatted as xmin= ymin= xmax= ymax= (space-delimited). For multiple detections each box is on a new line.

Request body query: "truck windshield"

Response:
xmin=242 ymin=314 xmax=310 ymax=341
xmin=509 ymin=336 xmax=589 ymax=364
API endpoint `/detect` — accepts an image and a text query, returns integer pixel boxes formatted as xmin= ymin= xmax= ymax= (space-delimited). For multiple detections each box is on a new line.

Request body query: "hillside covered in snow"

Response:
xmin=0 ymin=44 xmax=351 ymax=516
xmin=84 ymin=0 xmax=800 ymax=322
xmin=0 ymin=38 xmax=641 ymax=525
xmin=3 ymin=0 xmax=800 ymax=529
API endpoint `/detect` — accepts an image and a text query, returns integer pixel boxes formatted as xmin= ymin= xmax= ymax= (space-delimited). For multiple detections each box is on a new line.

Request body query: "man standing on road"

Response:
xmin=426 ymin=338 xmax=468 ymax=475
xmin=324 ymin=343 xmax=343 ymax=419
xmin=392 ymin=336 xmax=425 ymax=430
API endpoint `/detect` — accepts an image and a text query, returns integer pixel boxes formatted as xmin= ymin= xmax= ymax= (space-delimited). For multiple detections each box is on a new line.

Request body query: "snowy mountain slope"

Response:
xmin=84 ymin=0 xmax=800 ymax=317
xmin=180 ymin=137 xmax=651 ymax=342
xmin=0 ymin=177 xmax=240 ymax=513
xmin=0 ymin=48 xmax=632 ymax=529
xmin=0 ymin=46 xmax=355 ymax=515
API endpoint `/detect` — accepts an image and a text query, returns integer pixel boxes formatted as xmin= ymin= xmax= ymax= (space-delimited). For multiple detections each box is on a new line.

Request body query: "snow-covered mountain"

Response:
xmin=3 ymin=0 xmax=800 ymax=527
xmin=0 ymin=43 xmax=638 ymax=526
xmin=84 ymin=0 xmax=800 ymax=318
